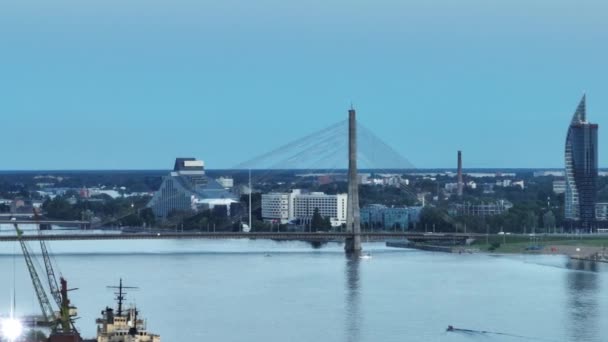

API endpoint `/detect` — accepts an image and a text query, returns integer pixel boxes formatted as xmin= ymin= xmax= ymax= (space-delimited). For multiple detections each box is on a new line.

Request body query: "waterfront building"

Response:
xmin=261 ymin=192 xmax=293 ymax=224
xmin=564 ymin=95 xmax=598 ymax=230
xmin=147 ymin=158 xmax=237 ymax=219
xmin=448 ymin=200 xmax=513 ymax=217
xmin=360 ymin=204 xmax=409 ymax=230
xmin=293 ymin=192 xmax=347 ymax=227
xmin=261 ymin=189 xmax=347 ymax=227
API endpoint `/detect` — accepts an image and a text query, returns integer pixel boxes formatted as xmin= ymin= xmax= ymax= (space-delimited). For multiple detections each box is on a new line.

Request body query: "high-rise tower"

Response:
xmin=565 ymin=95 xmax=598 ymax=231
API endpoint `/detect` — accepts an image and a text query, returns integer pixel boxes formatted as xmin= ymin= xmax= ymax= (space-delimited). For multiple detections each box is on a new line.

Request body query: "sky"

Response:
xmin=1 ymin=0 xmax=607 ymax=170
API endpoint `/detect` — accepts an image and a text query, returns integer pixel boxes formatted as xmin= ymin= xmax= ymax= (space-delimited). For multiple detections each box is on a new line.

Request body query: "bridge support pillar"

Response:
xmin=344 ymin=236 xmax=361 ymax=255
xmin=345 ymin=106 xmax=362 ymax=254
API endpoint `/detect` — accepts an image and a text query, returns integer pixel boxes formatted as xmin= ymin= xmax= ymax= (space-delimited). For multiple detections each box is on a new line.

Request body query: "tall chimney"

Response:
xmin=457 ymin=150 xmax=463 ymax=197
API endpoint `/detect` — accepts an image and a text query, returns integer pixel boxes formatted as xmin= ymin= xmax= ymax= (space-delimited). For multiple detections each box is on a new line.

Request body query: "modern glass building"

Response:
xmin=565 ymin=95 xmax=598 ymax=230
xmin=147 ymin=158 xmax=237 ymax=220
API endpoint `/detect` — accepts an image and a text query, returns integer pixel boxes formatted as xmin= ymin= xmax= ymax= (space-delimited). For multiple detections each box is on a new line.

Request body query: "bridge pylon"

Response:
xmin=345 ymin=106 xmax=362 ymax=254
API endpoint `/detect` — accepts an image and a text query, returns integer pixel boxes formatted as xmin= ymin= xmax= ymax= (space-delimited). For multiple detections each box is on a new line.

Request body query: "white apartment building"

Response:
xmin=293 ymin=192 xmax=348 ymax=227
xmin=261 ymin=192 xmax=292 ymax=223
xmin=261 ymin=189 xmax=347 ymax=227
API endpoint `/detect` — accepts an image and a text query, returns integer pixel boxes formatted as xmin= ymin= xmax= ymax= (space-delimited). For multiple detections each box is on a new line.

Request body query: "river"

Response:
xmin=0 ymin=239 xmax=607 ymax=341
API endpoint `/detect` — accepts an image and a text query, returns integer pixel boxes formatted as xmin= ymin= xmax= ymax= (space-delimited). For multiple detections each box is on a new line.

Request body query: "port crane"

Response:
xmin=33 ymin=209 xmax=62 ymax=308
xmin=12 ymin=223 xmax=57 ymax=328
xmin=33 ymin=209 xmax=79 ymax=334
xmin=12 ymin=215 xmax=79 ymax=336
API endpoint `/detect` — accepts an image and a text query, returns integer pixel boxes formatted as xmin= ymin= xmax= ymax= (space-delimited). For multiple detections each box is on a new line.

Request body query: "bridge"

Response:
xmin=3 ymin=108 xmax=419 ymax=254
xmin=0 ymin=231 xmax=474 ymax=243
xmin=0 ymin=220 xmax=90 ymax=225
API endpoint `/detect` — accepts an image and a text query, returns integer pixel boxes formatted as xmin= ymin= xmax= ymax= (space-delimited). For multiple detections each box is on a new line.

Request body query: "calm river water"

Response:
xmin=1 ymin=239 xmax=607 ymax=342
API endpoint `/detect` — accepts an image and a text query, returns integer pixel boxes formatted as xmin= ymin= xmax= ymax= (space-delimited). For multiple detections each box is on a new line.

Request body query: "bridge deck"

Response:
xmin=0 ymin=232 xmax=475 ymax=242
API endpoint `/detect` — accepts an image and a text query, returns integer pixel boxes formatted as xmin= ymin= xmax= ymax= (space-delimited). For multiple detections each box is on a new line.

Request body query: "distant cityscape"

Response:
xmin=0 ymin=96 xmax=606 ymax=234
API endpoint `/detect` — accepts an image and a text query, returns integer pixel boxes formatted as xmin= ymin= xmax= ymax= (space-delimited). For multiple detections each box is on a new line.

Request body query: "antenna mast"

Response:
xmin=107 ymin=279 xmax=138 ymax=316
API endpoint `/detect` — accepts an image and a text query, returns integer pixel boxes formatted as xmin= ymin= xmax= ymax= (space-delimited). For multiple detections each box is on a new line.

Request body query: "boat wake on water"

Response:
xmin=446 ymin=326 xmax=560 ymax=341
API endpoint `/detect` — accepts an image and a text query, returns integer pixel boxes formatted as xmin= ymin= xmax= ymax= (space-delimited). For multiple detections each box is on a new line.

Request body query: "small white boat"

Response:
xmin=359 ymin=252 xmax=372 ymax=260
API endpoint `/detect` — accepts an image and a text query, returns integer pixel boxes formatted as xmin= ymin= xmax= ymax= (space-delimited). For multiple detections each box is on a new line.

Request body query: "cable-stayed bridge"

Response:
xmin=2 ymin=107 xmax=466 ymax=253
xmin=235 ymin=119 xmax=414 ymax=171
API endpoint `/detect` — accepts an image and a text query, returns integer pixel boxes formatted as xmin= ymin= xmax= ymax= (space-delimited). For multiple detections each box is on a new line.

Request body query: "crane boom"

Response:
xmin=13 ymin=224 xmax=57 ymax=327
xmin=33 ymin=209 xmax=62 ymax=307
xmin=40 ymin=239 xmax=62 ymax=305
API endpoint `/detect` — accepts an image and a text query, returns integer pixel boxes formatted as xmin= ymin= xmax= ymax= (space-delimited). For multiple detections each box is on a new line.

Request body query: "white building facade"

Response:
xmin=261 ymin=193 xmax=292 ymax=223
xmin=261 ymin=190 xmax=347 ymax=227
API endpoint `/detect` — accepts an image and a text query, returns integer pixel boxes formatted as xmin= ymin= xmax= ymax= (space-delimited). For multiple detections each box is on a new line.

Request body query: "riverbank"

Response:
xmin=388 ymin=235 xmax=608 ymax=258
xmin=471 ymin=235 xmax=608 ymax=257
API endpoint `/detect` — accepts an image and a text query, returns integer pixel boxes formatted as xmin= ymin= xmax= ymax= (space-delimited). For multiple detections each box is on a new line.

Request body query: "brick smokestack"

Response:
xmin=457 ymin=150 xmax=463 ymax=197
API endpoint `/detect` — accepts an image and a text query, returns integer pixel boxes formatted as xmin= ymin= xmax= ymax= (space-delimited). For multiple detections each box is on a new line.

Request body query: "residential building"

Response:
xmin=261 ymin=189 xmax=347 ymax=227
xmin=565 ymin=95 xmax=598 ymax=230
xmin=293 ymin=192 xmax=347 ymax=227
xmin=553 ymin=180 xmax=566 ymax=194
xmin=261 ymin=192 xmax=292 ymax=224
xmin=448 ymin=200 xmax=513 ymax=216
xmin=147 ymin=158 xmax=237 ymax=219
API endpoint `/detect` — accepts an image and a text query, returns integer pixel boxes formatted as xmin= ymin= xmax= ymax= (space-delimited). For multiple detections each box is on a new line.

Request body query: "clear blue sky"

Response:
xmin=1 ymin=0 xmax=607 ymax=170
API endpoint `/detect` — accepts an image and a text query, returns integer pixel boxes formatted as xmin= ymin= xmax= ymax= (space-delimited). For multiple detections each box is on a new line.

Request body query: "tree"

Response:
xmin=543 ymin=211 xmax=556 ymax=233
xmin=43 ymin=197 xmax=79 ymax=220
xmin=121 ymin=213 xmax=143 ymax=227
xmin=139 ymin=208 xmax=156 ymax=227
xmin=524 ymin=211 xmax=538 ymax=233
xmin=311 ymin=208 xmax=326 ymax=231
xmin=323 ymin=217 xmax=332 ymax=231
xmin=212 ymin=205 xmax=228 ymax=219
xmin=419 ymin=206 xmax=452 ymax=232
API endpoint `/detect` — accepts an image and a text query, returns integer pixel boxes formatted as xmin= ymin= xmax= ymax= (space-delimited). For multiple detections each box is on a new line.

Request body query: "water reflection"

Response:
xmin=565 ymin=259 xmax=599 ymax=341
xmin=345 ymin=256 xmax=361 ymax=342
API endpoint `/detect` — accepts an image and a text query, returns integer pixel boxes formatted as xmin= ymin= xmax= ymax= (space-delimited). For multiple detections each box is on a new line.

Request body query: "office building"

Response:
xmin=565 ymin=95 xmax=598 ymax=230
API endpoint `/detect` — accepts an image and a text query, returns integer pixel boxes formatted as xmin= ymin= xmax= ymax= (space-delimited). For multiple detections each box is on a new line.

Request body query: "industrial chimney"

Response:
xmin=457 ymin=151 xmax=463 ymax=198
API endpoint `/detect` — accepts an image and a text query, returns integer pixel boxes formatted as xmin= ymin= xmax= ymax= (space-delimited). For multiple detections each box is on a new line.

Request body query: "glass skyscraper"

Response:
xmin=565 ymin=95 xmax=598 ymax=230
